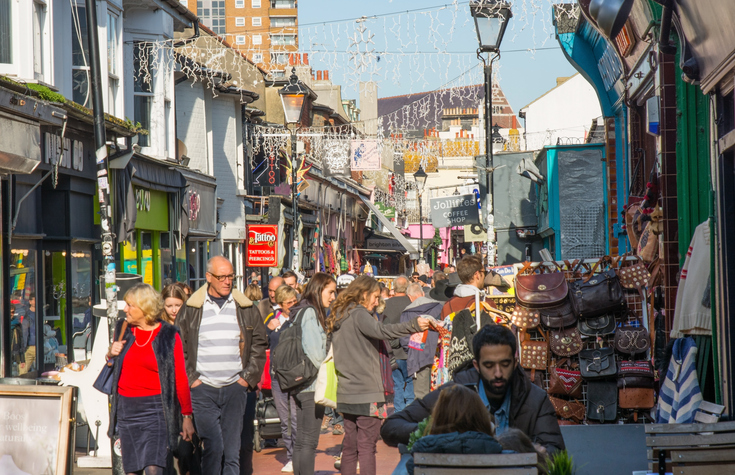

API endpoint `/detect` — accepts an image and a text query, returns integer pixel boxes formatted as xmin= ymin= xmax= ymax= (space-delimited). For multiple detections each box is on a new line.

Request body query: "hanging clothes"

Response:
xmin=431 ymin=314 xmax=454 ymax=391
xmin=656 ymin=337 xmax=703 ymax=423
xmin=671 ymin=221 xmax=712 ymax=338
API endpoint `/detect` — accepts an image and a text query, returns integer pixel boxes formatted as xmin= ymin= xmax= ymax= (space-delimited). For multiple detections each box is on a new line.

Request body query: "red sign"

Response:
xmin=246 ymin=224 xmax=279 ymax=267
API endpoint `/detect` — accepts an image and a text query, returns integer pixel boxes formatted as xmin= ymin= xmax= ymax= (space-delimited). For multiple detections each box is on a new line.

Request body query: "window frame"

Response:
xmin=252 ymin=17 xmax=262 ymax=27
xmin=236 ymin=35 xmax=246 ymax=45
xmin=133 ymin=41 xmax=155 ymax=148
xmin=252 ymin=0 xmax=261 ymax=7
xmin=235 ymin=0 xmax=245 ymax=7
xmin=71 ymin=2 xmax=91 ymax=107
xmin=235 ymin=17 xmax=245 ymax=27
xmin=106 ymin=9 xmax=121 ymax=117
xmin=252 ymin=34 xmax=262 ymax=45
xmin=252 ymin=52 xmax=263 ymax=63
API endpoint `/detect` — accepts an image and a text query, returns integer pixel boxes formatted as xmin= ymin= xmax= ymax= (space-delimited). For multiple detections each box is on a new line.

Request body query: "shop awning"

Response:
xmin=359 ymin=196 xmax=419 ymax=260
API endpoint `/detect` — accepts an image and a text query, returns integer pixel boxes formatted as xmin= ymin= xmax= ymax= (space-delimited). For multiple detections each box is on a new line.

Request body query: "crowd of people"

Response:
xmin=103 ymin=254 xmax=564 ymax=475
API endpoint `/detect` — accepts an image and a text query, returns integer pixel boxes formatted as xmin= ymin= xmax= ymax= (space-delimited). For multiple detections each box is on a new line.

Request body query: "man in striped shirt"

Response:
xmin=177 ymin=256 xmax=267 ymax=475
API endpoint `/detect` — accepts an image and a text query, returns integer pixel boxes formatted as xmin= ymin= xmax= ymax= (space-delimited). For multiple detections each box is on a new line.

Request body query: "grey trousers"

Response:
xmin=413 ymin=366 xmax=432 ymax=400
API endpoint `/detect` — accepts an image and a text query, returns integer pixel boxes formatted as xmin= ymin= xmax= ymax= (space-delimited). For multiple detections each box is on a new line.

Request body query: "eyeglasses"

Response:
xmin=209 ymin=273 xmax=235 ymax=282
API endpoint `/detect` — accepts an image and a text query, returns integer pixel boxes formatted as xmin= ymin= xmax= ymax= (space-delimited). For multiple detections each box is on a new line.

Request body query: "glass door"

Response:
xmin=10 ymin=247 xmax=38 ymax=377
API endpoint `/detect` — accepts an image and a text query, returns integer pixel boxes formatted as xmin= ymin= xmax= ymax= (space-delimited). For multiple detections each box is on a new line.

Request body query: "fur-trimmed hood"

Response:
xmin=186 ymin=284 xmax=253 ymax=309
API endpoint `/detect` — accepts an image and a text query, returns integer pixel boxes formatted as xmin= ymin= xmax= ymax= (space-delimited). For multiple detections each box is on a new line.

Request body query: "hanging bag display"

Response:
xmin=619 ymin=387 xmax=656 ymax=410
xmin=549 ymin=396 xmax=586 ymax=423
xmin=569 ymin=257 xmax=626 ymax=318
xmin=549 ymin=326 xmax=583 ymax=357
xmin=519 ymin=329 xmax=549 ymax=371
xmin=614 ymin=319 xmax=650 ymax=356
xmin=578 ymin=314 xmax=617 ymax=337
xmin=548 ymin=359 xmax=583 ymax=398
xmin=617 ymin=360 xmax=655 ymax=389
xmin=538 ymin=300 xmax=577 ymax=329
xmin=616 ymin=256 xmax=651 ymax=291
xmin=515 ymin=264 xmax=569 ymax=308
xmin=511 ymin=306 xmax=540 ymax=330
xmin=586 ymin=380 xmax=618 ymax=422
xmin=579 ymin=347 xmax=617 ymax=380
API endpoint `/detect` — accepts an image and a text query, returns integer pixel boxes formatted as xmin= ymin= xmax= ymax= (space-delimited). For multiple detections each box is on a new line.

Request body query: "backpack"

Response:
xmin=270 ymin=307 xmax=319 ymax=393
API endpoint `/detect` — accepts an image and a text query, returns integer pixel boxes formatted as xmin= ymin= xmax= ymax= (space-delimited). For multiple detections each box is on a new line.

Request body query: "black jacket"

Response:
xmin=107 ymin=319 xmax=182 ymax=451
xmin=380 ymin=365 xmax=565 ymax=453
xmin=176 ymin=284 xmax=267 ymax=388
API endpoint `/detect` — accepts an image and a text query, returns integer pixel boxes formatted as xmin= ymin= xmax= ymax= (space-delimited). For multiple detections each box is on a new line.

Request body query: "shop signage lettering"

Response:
xmin=246 ymin=224 xmax=279 ymax=267
xmin=44 ymin=132 xmax=84 ymax=171
xmin=429 ymin=194 xmax=481 ymax=228
xmin=136 ymin=189 xmax=151 ymax=212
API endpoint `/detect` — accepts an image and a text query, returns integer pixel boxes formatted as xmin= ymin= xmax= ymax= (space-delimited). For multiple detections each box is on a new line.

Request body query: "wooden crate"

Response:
xmin=412 ymin=452 xmax=539 ymax=475
xmin=646 ymin=419 xmax=735 ymax=474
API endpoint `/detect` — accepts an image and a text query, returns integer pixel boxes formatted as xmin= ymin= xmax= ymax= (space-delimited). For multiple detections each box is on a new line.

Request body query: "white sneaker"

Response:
xmin=281 ymin=461 xmax=294 ymax=473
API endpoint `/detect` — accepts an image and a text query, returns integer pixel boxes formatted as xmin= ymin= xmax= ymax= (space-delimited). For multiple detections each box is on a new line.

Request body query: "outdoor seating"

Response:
xmin=412 ymin=452 xmax=539 ymax=475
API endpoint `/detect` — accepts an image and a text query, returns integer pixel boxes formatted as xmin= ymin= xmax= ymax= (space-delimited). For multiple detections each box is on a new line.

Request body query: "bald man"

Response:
xmin=258 ymin=276 xmax=283 ymax=322
xmin=177 ymin=256 xmax=267 ymax=475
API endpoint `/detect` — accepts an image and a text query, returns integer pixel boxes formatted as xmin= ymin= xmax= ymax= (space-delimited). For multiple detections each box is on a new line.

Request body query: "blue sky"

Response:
xmin=298 ymin=0 xmax=578 ymax=116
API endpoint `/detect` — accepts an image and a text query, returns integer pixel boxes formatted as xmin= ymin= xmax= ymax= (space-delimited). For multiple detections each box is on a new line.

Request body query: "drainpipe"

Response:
xmin=658 ymin=0 xmax=676 ymax=55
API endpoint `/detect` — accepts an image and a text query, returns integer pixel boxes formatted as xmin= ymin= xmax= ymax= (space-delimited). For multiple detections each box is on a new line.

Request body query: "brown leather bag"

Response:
xmin=619 ymin=387 xmax=655 ymax=409
xmin=549 ymin=396 xmax=585 ymax=423
xmin=538 ymin=300 xmax=577 ymax=329
xmin=617 ymin=259 xmax=651 ymax=290
xmin=519 ymin=329 xmax=549 ymax=371
xmin=548 ymin=360 xmax=583 ymax=398
xmin=512 ymin=305 xmax=540 ymax=330
xmin=515 ymin=264 xmax=569 ymax=308
xmin=614 ymin=320 xmax=650 ymax=356
xmin=549 ymin=326 xmax=583 ymax=357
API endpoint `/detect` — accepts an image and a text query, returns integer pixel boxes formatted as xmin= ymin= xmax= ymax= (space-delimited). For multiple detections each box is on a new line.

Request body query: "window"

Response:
xmin=252 ymin=53 xmax=263 ymax=63
xmin=236 ymin=35 xmax=246 ymax=45
xmin=71 ymin=4 xmax=90 ymax=107
xmin=0 ymin=0 xmax=11 ymax=64
xmin=33 ymin=1 xmax=46 ymax=81
xmin=252 ymin=17 xmax=262 ymax=27
xmin=180 ymin=0 xmax=188 ymax=6
xmin=222 ymin=242 xmax=244 ymax=289
xmin=270 ymin=16 xmax=296 ymax=28
xmin=235 ymin=17 xmax=245 ymax=27
xmin=198 ymin=0 xmax=225 ymax=35
xmin=161 ymin=233 xmax=174 ymax=286
xmin=165 ymin=100 xmax=172 ymax=158
xmin=271 ymin=34 xmax=296 ymax=46
xmin=271 ymin=0 xmax=295 ymax=8
xmin=252 ymin=34 xmax=262 ymax=45
xmin=10 ymin=247 xmax=38 ymax=377
xmin=492 ymin=105 xmax=502 ymax=114
xmin=252 ymin=0 xmax=261 ymax=7
xmin=270 ymin=52 xmax=289 ymax=65
xmin=271 ymin=70 xmax=285 ymax=79
xmin=107 ymin=12 xmax=120 ymax=117
xmin=235 ymin=0 xmax=244 ymax=7
xmin=133 ymin=42 xmax=153 ymax=148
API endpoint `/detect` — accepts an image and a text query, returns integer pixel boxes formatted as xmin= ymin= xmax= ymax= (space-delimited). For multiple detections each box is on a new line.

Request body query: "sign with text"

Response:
xmin=429 ymin=194 xmax=481 ymax=228
xmin=246 ymin=224 xmax=279 ymax=267
xmin=350 ymin=139 xmax=381 ymax=171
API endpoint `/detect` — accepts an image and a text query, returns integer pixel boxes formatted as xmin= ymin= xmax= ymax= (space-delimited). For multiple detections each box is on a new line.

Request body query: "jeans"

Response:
xmin=325 ymin=406 xmax=343 ymax=426
xmin=191 ymin=382 xmax=248 ymax=475
xmin=271 ymin=379 xmax=297 ymax=461
xmin=341 ymin=414 xmax=381 ymax=475
xmin=392 ymin=359 xmax=414 ymax=413
xmin=239 ymin=390 xmax=257 ymax=475
xmin=292 ymin=391 xmax=325 ymax=475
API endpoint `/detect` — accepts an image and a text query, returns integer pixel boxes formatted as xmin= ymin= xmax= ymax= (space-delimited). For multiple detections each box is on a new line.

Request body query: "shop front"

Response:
xmin=179 ymin=169 xmax=217 ymax=290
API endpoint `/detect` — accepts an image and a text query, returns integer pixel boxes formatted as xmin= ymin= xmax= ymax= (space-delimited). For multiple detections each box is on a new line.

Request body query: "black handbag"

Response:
xmin=93 ymin=321 xmax=128 ymax=395
xmin=579 ymin=347 xmax=617 ymax=380
xmin=586 ymin=380 xmax=618 ymax=422
xmin=578 ymin=314 xmax=616 ymax=336
xmin=569 ymin=266 xmax=626 ymax=319
xmin=538 ymin=300 xmax=577 ymax=329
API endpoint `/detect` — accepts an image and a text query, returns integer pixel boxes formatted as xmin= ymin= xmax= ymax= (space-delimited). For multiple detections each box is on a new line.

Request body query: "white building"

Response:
xmin=519 ymin=73 xmax=602 ymax=151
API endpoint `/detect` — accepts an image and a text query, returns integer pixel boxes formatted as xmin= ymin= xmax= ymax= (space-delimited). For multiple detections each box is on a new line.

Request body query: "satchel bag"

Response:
xmin=579 ymin=347 xmax=617 ymax=380
xmin=578 ymin=314 xmax=616 ymax=337
xmin=618 ymin=387 xmax=655 ymax=409
xmin=548 ymin=361 xmax=582 ymax=398
xmin=614 ymin=321 xmax=650 ymax=356
xmin=511 ymin=305 xmax=540 ymax=330
xmin=539 ymin=300 xmax=577 ymax=329
xmin=549 ymin=326 xmax=583 ymax=357
xmin=617 ymin=360 xmax=654 ymax=389
xmin=617 ymin=259 xmax=651 ymax=291
xmin=549 ymin=396 xmax=585 ymax=423
xmin=515 ymin=265 xmax=569 ymax=308
xmin=93 ymin=321 xmax=129 ymax=395
xmin=587 ymin=380 xmax=618 ymax=422
xmin=569 ymin=268 xmax=626 ymax=319
xmin=314 ymin=342 xmax=338 ymax=409
xmin=519 ymin=329 xmax=549 ymax=371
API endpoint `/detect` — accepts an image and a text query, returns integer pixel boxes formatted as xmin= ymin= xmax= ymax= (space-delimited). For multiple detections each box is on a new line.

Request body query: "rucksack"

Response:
xmin=270 ymin=307 xmax=319 ymax=393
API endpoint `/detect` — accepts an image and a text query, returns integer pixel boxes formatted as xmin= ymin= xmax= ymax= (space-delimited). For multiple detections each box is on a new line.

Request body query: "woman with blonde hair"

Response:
xmin=244 ymin=282 xmax=263 ymax=303
xmin=328 ymin=275 xmax=430 ymax=475
xmin=107 ymin=283 xmax=195 ymax=474
xmin=161 ymin=284 xmax=188 ymax=324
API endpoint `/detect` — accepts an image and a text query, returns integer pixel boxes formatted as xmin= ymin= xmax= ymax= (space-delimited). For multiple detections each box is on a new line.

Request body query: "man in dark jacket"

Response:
xmin=177 ymin=256 xmax=267 ymax=475
xmin=381 ymin=324 xmax=564 ymax=455
xmin=382 ymin=275 xmax=413 ymax=412
xmin=399 ymin=283 xmax=443 ymax=399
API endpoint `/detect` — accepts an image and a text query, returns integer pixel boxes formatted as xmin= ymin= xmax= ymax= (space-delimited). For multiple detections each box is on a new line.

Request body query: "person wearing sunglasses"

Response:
xmin=176 ymin=256 xmax=267 ymax=475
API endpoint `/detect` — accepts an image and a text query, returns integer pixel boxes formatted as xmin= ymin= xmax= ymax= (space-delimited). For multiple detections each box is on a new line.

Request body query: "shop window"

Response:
xmin=71 ymin=3 xmax=90 ymax=107
xmin=70 ymin=248 xmax=92 ymax=361
xmin=161 ymin=232 xmax=174 ymax=286
xmin=141 ymin=231 xmax=154 ymax=286
xmin=123 ymin=239 xmax=137 ymax=274
xmin=10 ymin=248 xmax=38 ymax=378
xmin=0 ymin=0 xmax=12 ymax=64
xmin=43 ymin=251 xmax=67 ymax=366
xmin=189 ymin=240 xmax=209 ymax=290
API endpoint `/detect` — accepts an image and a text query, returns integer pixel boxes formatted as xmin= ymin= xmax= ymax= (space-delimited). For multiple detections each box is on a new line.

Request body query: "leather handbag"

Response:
xmin=617 ymin=260 xmax=651 ymax=290
xmin=512 ymin=305 xmax=540 ymax=330
xmin=617 ymin=360 xmax=654 ymax=389
xmin=587 ymin=380 xmax=618 ymax=422
xmin=618 ymin=387 xmax=655 ymax=409
xmin=548 ymin=362 xmax=583 ymax=398
xmin=579 ymin=347 xmax=617 ymax=380
xmin=549 ymin=396 xmax=585 ymax=423
xmin=614 ymin=322 xmax=650 ymax=356
xmin=525 ymin=368 xmax=544 ymax=389
xmin=569 ymin=260 xmax=626 ymax=318
xmin=539 ymin=300 xmax=577 ymax=329
xmin=93 ymin=321 xmax=128 ymax=395
xmin=578 ymin=314 xmax=616 ymax=337
xmin=519 ymin=330 xmax=549 ymax=371
xmin=549 ymin=326 xmax=583 ymax=357
xmin=515 ymin=266 xmax=569 ymax=308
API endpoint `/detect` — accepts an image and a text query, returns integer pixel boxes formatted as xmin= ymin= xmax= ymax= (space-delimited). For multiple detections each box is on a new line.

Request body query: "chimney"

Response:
xmin=303 ymin=53 xmax=309 ymax=65
xmin=324 ymin=70 xmax=329 ymax=81
xmin=317 ymin=70 xmax=322 ymax=80
xmin=288 ymin=53 xmax=294 ymax=65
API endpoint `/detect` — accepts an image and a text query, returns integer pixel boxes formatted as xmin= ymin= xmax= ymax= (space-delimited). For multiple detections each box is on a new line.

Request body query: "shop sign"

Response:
xmin=429 ymin=194 xmax=481 ymax=228
xmin=136 ymin=188 xmax=151 ymax=212
xmin=366 ymin=238 xmax=404 ymax=251
xmin=375 ymin=202 xmax=396 ymax=219
xmin=246 ymin=224 xmax=278 ymax=267
xmin=44 ymin=132 xmax=84 ymax=171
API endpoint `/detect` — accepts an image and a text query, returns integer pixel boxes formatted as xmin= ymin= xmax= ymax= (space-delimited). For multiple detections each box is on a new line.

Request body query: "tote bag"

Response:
xmin=314 ymin=346 xmax=338 ymax=409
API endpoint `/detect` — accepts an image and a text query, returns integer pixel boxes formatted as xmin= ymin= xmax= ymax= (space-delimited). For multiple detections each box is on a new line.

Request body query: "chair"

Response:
xmin=412 ymin=452 xmax=539 ymax=475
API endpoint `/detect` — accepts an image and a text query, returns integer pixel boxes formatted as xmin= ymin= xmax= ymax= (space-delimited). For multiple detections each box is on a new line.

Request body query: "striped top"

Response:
xmin=196 ymin=294 xmax=243 ymax=388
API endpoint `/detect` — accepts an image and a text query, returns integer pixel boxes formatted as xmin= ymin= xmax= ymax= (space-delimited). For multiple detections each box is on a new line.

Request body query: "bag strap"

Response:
xmin=106 ymin=321 xmax=129 ymax=368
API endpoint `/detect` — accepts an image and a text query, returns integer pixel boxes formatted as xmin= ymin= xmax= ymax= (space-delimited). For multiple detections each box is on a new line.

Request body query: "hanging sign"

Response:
xmin=429 ymin=194 xmax=481 ymax=228
xmin=351 ymin=139 xmax=381 ymax=171
xmin=246 ymin=224 xmax=279 ymax=267
xmin=323 ymin=140 xmax=351 ymax=177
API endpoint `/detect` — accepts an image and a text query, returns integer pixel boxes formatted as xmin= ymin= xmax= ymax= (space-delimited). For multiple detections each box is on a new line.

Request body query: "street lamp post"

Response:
xmin=279 ymin=68 xmax=308 ymax=271
xmin=470 ymin=0 xmax=511 ymax=268
xmin=413 ymin=165 xmax=429 ymax=263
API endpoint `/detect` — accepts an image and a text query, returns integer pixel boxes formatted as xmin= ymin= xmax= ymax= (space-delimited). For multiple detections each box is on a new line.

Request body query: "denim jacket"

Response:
xmin=299 ymin=307 xmax=327 ymax=393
